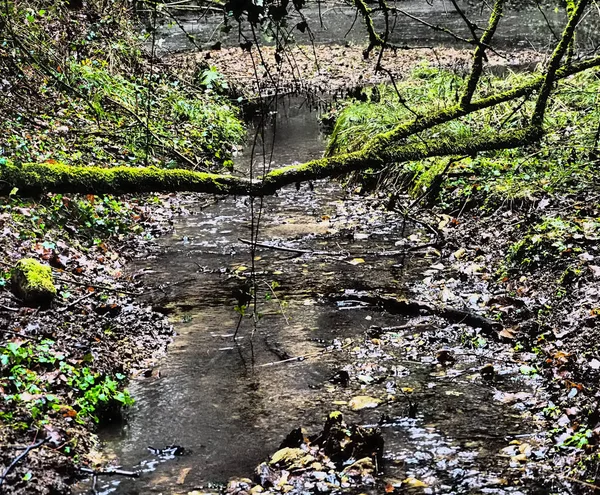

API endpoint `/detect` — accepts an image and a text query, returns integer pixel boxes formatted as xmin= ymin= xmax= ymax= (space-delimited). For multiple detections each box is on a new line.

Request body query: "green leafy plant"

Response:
xmin=1 ymin=340 xmax=133 ymax=425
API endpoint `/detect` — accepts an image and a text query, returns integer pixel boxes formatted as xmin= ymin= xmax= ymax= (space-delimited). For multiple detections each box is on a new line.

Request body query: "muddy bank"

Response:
xmin=175 ymin=45 xmax=542 ymax=97
xmin=0 ymin=195 xmax=187 ymax=494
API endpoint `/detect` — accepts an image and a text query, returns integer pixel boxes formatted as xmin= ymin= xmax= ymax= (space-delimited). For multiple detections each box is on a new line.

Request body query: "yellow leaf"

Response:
xmin=403 ymin=477 xmax=428 ymax=488
xmin=349 ymin=396 xmax=382 ymax=411
xmin=348 ymin=258 xmax=365 ymax=265
xmin=269 ymin=448 xmax=305 ymax=466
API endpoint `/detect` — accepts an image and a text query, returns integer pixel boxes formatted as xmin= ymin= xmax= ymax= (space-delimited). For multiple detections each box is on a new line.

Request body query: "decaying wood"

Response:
xmin=329 ymin=292 xmax=502 ymax=336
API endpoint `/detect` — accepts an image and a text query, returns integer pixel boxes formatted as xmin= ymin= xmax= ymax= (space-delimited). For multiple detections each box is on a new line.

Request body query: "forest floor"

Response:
xmin=210 ymin=45 xmax=600 ymax=494
xmin=178 ymin=44 xmax=542 ymax=98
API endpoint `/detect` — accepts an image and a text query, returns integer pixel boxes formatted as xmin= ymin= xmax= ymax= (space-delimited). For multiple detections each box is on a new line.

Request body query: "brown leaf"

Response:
xmin=499 ymin=328 xmax=516 ymax=339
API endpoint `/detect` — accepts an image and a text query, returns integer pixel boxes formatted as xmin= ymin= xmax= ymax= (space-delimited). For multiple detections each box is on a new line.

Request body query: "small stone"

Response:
xmin=11 ymin=258 xmax=56 ymax=306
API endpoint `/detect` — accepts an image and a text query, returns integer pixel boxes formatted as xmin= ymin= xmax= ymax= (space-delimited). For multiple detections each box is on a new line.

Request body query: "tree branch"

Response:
xmin=532 ymin=0 xmax=589 ymax=127
xmin=460 ymin=0 xmax=505 ymax=108
xmin=0 ymin=127 xmax=540 ymax=197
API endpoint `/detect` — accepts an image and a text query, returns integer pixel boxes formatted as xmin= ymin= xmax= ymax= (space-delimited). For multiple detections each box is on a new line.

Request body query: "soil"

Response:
xmin=175 ymin=45 xmax=543 ymax=98
xmin=0 ymin=194 xmax=190 ymax=494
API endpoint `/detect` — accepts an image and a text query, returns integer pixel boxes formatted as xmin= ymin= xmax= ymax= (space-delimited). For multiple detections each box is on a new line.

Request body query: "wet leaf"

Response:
xmin=453 ymin=248 xmax=466 ymax=259
xmin=499 ymin=328 xmax=516 ymax=339
xmin=177 ymin=467 xmax=192 ymax=484
xmin=403 ymin=477 xmax=428 ymax=488
xmin=348 ymin=258 xmax=365 ymax=265
xmin=348 ymin=395 xmax=382 ymax=411
xmin=357 ymin=374 xmax=374 ymax=384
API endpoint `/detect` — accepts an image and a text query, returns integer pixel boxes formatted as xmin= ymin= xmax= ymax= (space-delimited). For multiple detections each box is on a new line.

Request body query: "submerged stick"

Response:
xmin=80 ymin=467 xmax=139 ymax=478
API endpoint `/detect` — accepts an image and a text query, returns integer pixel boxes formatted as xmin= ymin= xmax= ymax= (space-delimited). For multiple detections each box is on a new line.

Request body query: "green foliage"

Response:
xmin=560 ymin=428 xmax=593 ymax=449
xmin=326 ymin=64 xmax=600 ymax=205
xmin=504 ymin=216 xmax=600 ymax=271
xmin=0 ymin=340 xmax=133 ymax=425
xmin=0 ymin=187 xmax=143 ymax=243
xmin=66 ymin=60 xmax=244 ymax=169
xmin=0 ymin=1 xmax=244 ymax=171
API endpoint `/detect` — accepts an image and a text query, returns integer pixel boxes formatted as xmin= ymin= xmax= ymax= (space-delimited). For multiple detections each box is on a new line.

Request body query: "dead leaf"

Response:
xmin=176 ymin=467 xmax=192 ymax=484
xmin=348 ymin=395 xmax=382 ymax=411
xmin=347 ymin=258 xmax=365 ymax=265
xmin=499 ymin=328 xmax=516 ymax=339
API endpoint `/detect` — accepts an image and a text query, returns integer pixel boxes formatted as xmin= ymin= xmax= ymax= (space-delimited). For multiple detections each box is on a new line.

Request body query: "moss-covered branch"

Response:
xmin=460 ymin=0 xmax=505 ymax=108
xmin=0 ymin=162 xmax=254 ymax=196
xmin=0 ymin=127 xmax=542 ymax=197
xmin=532 ymin=0 xmax=589 ymax=127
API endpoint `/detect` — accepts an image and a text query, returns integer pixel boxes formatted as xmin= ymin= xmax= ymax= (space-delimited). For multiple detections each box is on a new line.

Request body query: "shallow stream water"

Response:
xmin=80 ymin=95 xmax=548 ymax=495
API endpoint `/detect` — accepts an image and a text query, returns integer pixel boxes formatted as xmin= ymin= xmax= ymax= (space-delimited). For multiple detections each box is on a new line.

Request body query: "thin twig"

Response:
xmin=53 ymin=276 xmax=142 ymax=296
xmin=0 ymin=329 xmax=40 ymax=341
xmin=238 ymin=237 xmax=333 ymax=255
xmin=57 ymin=291 xmax=96 ymax=312
xmin=80 ymin=467 xmax=139 ymax=478
xmin=258 ymin=340 xmax=353 ymax=367
xmin=0 ymin=304 xmax=19 ymax=312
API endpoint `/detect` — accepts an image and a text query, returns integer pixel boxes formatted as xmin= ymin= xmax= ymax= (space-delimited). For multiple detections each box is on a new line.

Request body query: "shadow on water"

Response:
xmin=79 ymin=95 xmax=548 ymax=494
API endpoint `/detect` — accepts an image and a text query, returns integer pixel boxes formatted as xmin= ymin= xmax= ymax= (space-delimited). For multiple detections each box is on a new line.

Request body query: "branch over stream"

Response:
xmin=1 ymin=50 xmax=598 ymax=197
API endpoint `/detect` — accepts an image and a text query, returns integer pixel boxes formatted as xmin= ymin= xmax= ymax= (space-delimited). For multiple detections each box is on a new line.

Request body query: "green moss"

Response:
xmin=12 ymin=258 xmax=56 ymax=305
xmin=0 ymin=161 xmax=254 ymax=196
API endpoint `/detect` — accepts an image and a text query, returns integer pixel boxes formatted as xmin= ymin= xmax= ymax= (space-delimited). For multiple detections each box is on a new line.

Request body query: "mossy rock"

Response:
xmin=12 ymin=258 xmax=57 ymax=306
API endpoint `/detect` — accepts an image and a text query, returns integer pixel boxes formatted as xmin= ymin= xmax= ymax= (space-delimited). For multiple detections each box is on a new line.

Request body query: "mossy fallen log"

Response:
xmin=0 ymin=126 xmax=541 ymax=197
xmin=0 ymin=161 xmax=254 ymax=196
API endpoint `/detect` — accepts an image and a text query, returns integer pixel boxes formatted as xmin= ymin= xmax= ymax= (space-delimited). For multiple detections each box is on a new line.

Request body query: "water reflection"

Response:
xmin=155 ymin=0 xmax=599 ymax=54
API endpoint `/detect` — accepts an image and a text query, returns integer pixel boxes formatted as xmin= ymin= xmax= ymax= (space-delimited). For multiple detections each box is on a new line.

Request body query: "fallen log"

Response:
xmin=328 ymin=292 xmax=502 ymax=335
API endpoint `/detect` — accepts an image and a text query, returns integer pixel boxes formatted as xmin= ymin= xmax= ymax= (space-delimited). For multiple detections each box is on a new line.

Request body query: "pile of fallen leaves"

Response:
xmin=176 ymin=45 xmax=542 ymax=99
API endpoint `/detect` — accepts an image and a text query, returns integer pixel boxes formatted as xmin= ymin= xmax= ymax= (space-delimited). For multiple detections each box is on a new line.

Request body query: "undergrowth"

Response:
xmin=0 ymin=1 xmax=245 ymax=171
xmin=326 ymin=63 xmax=600 ymax=208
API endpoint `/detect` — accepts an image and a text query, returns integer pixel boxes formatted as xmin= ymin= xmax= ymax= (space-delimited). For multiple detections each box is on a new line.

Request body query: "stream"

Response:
xmin=78 ymin=94 xmax=549 ymax=495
